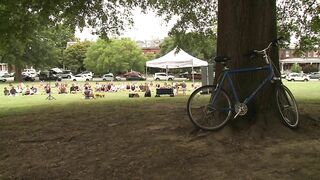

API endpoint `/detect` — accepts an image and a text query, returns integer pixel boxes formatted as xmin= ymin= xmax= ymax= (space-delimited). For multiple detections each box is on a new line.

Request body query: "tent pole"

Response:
xmin=145 ymin=66 xmax=147 ymax=80
xmin=208 ymin=64 xmax=210 ymax=86
xmin=192 ymin=67 xmax=194 ymax=85
xmin=166 ymin=65 xmax=168 ymax=82
xmin=192 ymin=61 xmax=194 ymax=85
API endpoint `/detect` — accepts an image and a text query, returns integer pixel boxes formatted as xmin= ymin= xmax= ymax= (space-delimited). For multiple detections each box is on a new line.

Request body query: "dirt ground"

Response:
xmin=0 ymin=99 xmax=319 ymax=179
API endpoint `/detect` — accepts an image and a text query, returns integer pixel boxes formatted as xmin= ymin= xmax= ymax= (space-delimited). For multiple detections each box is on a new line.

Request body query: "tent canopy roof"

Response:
xmin=146 ymin=47 xmax=208 ymax=69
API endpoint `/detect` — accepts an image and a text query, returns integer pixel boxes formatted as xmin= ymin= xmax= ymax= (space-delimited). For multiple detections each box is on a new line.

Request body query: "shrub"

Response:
xmin=290 ymin=64 xmax=302 ymax=73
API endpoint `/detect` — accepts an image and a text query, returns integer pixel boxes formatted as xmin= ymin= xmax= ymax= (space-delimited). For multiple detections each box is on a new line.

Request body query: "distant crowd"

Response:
xmin=3 ymin=81 xmax=201 ymax=98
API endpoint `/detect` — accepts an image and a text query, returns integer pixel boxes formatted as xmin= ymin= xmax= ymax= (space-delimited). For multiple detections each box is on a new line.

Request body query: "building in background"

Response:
xmin=279 ymin=48 xmax=320 ymax=73
xmin=0 ymin=63 xmax=8 ymax=75
xmin=136 ymin=39 xmax=161 ymax=55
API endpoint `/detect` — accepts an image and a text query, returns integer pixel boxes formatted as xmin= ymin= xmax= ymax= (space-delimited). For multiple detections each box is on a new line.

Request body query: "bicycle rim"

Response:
xmin=276 ymin=85 xmax=299 ymax=128
xmin=187 ymin=85 xmax=232 ymax=131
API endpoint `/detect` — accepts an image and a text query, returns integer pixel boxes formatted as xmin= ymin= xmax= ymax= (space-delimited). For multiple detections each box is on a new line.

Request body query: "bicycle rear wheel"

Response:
xmin=276 ymin=85 xmax=299 ymax=128
xmin=187 ymin=85 xmax=232 ymax=131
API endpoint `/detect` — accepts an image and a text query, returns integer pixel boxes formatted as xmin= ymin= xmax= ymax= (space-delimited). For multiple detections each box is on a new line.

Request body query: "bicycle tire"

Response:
xmin=187 ymin=85 xmax=232 ymax=131
xmin=276 ymin=85 xmax=299 ymax=128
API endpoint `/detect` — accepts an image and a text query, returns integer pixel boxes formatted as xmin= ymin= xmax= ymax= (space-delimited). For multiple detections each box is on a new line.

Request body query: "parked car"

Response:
xmin=39 ymin=70 xmax=62 ymax=81
xmin=60 ymin=70 xmax=73 ymax=79
xmin=102 ymin=73 xmax=115 ymax=81
xmin=308 ymin=72 xmax=320 ymax=80
xmin=80 ymin=71 xmax=94 ymax=77
xmin=72 ymin=74 xmax=92 ymax=81
xmin=22 ymin=74 xmax=35 ymax=81
xmin=179 ymin=72 xmax=189 ymax=78
xmin=22 ymin=69 xmax=37 ymax=78
xmin=285 ymin=73 xmax=310 ymax=81
xmin=0 ymin=73 xmax=14 ymax=82
xmin=123 ymin=71 xmax=146 ymax=81
xmin=188 ymin=73 xmax=202 ymax=80
xmin=126 ymin=74 xmax=146 ymax=81
xmin=153 ymin=73 xmax=175 ymax=81
xmin=115 ymin=76 xmax=125 ymax=81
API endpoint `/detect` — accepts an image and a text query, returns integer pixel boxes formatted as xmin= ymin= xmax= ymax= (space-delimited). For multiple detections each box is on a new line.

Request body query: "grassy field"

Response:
xmin=0 ymin=80 xmax=319 ymax=116
xmin=0 ymin=80 xmax=194 ymax=116
xmin=0 ymin=80 xmax=319 ymax=179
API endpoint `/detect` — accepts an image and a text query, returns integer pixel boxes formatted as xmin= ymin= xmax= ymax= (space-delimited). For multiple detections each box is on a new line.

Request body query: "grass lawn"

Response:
xmin=0 ymin=80 xmax=319 ymax=179
xmin=0 ymin=80 xmax=319 ymax=116
xmin=0 ymin=80 xmax=194 ymax=116
xmin=285 ymin=81 xmax=320 ymax=104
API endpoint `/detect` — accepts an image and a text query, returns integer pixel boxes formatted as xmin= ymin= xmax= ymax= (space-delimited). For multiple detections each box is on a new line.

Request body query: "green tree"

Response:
xmin=84 ymin=38 xmax=146 ymax=74
xmin=23 ymin=25 xmax=75 ymax=70
xmin=291 ymin=64 xmax=302 ymax=73
xmin=63 ymin=41 xmax=92 ymax=73
xmin=1 ymin=1 xmax=318 ymax=68
xmin=158 ymin=31 xmax=217 ymax=61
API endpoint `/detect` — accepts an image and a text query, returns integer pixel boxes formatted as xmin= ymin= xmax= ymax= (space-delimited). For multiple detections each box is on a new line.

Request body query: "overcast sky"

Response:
xmin=75 ymin=9 xmax=177 ymax=41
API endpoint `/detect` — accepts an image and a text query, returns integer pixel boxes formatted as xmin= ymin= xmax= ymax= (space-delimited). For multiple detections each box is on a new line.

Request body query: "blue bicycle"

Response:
xmin=187 ymin=39 xmax=299 ymax=131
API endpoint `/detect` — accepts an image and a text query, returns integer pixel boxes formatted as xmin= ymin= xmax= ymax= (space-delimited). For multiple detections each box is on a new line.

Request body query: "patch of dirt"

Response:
xmin=0 ymin=99 xmax=319 ymax=179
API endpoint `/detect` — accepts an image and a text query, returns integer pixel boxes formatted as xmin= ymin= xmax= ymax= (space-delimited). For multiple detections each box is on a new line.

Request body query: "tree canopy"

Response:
xmin=84 ymin=38 xmax=146 ymax=74
xmin=0 ymin=0 xmax=319 ymax=70
xmin=158 ymin=31 xmax=217 ymax=61
xmin=63 ymin=41 xmax=92 ymax=73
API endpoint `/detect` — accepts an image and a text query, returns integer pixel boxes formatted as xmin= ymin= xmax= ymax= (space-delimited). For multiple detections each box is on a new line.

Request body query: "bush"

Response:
xmin=302 ymin=64 xmax=318 ymax=74
xmin=290 ymin=64 xmax=302 ymax=73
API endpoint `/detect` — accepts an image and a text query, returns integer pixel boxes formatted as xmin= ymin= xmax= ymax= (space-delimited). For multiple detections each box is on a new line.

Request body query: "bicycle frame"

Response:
xmin=212 ymin=63 xmax=274 ymax=108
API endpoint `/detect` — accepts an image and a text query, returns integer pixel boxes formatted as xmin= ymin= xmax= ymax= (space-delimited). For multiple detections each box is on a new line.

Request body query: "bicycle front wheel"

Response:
xmin=276 ymin=85 xmax=299 ymax=128
xmin=187 ymin=85 xmax=232 ymax=131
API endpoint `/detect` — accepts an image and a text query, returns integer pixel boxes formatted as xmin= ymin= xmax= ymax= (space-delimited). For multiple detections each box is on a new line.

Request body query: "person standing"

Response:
xmin=181 ymin=81 xmax=187 ymax=95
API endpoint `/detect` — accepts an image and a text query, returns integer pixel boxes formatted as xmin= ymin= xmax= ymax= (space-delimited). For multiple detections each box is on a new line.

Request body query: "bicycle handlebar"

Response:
xmin=247 ymin=37 xmax=284 ymax=57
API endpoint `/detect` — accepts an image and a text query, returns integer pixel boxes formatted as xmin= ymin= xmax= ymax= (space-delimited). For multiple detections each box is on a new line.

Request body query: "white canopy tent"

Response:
xmin=146 ymin=47 xmax=208 ymax=83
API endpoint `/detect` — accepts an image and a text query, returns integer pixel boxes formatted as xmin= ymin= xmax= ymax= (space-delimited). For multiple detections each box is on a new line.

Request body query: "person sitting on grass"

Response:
xmin=70 ymin=83 xmax=77 ymax=94
xmin=31 ymin=85 xmax=38 ymax=95
xmin=58 ymin=83 xmax=67 ymax=94
xmin=139 ymin=83 xmax=144 ymax=92
xmin=21 ymin=85 xmax=31 ymax=96
xmin=126 ymin=84 xmax=131 ymax=91
xmin=16 ymin=84 xmax=22 ymax=94
xmin=144 ymin=83 xmax=151 ymax=97
xmin=3 ymin=87 xmax=10 ymax=96
xmin=44 ymin=84 xmax=51 ymax=94
xmin=9 ymin=86 xmax=17 ymax=96
xmin=95 ymin=82 xmax=101 ymax=92
xmin=130 ymin=83 xmax=136 ymax=92
xmin=83 ymin=86 xmax=95 ymax=99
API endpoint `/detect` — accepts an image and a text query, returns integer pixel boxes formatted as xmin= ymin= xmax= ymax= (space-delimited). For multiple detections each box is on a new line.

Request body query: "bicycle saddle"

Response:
xmin=214 ymin=56 xmax=231 ymax=63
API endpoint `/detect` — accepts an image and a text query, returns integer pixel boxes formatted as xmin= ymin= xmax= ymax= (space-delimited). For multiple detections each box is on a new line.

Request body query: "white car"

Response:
xmin=0 ymin=73 xmax=14 ymax=82
xmin=72 ymin=74 xmax=92 ymax=81
xmin=154 ymin=73 xmax=175 ymax=81
xmin=80 ymin=71 xmax=94 ymax=77
xmin=102 ymin=73 xmax=114 ymax=81
xmin=22 ymin=69 xmax=37 ymax=78
xmin=285 ymin=73 xmax=310 ymax=81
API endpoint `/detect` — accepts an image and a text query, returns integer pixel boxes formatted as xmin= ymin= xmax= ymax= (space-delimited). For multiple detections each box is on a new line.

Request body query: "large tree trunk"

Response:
xmin=216 ymin=0 xmax=283 ymax=132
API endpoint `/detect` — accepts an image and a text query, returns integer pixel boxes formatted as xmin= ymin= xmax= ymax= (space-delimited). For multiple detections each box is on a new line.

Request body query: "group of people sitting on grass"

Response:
xmin=3 ymin=83 xmax=38 ymax=96
xmin=3 ymin=81 xmax=199 ymax=98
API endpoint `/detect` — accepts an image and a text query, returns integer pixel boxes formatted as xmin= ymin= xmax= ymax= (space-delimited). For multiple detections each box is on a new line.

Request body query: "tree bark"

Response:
xmin=216 ymin=0 xmax=281 ymax=130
